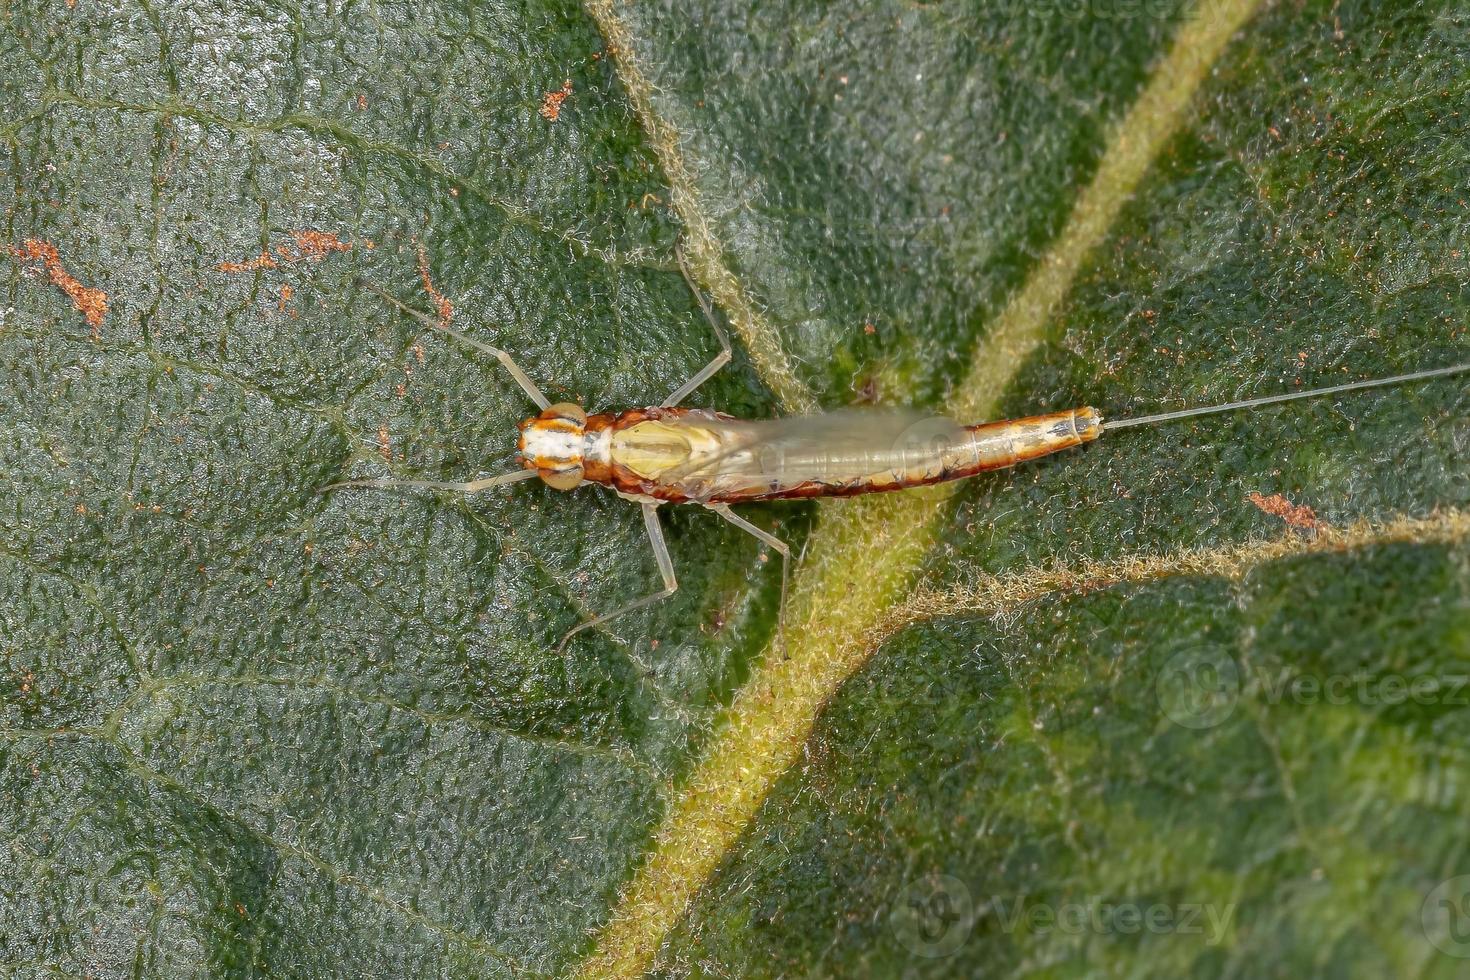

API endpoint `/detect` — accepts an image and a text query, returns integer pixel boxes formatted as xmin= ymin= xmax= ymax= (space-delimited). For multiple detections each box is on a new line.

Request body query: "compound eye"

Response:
xmin=539 ymin=466 xmax=584 ymax=491
xmin=543 ymin=402 xmax=586 ymax=425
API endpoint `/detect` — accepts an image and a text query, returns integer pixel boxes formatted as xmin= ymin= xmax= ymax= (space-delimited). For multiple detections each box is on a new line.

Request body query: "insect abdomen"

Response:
xmin=958 ymin=407 xmax=1103 ymax=473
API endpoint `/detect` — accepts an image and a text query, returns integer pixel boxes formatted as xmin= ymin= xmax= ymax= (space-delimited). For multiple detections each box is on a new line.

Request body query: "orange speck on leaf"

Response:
xmin=8 ymin=239 xmax=110 ymax=335
xmin=217 ymin=230 xmax=354 ymax=274
xmin=216 ymin=251 xmax=278 ymax=274
xmin=1247 ymin=491 xmax=1323 ymax=530
xmin=289 ymin=230 xmax=353 ymax=261
xmin=539 ymin=80 xmax=573 ymax=121
xmin=377 ymin=423 xmax=392 ymax=462
xmin=416 ymin=244 xmax=453 ymax=326
xmin=277 ymin=284 xmax=294 ymax=313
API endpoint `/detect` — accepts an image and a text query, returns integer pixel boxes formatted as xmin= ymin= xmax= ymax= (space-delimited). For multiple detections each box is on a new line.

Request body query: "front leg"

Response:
xmin=660 ymin=244 xmax=733 ymax=408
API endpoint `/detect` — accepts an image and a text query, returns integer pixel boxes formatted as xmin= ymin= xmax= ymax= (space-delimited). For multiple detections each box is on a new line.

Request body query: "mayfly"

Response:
xmin=331 ymin=264 xmax=1469 ymax=653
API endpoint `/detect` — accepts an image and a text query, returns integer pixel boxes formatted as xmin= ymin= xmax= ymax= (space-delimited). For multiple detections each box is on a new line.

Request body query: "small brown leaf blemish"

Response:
xmin=7 ymin=239 xmax=110 ymax=335
xmin=215 ymin=250 xmax=278 ymax=274
xmin=416 ymin=244 xmax=453 ymax=325
xmin=287 ymin=230 xmax=354 ymax=261
xmin=217 ymin=230 xmax=355 ymax=273
xmin=539 ymin=80 xmax=573 ymax=121
xmin=1247 ymin=491 xmax=1323 ymax=530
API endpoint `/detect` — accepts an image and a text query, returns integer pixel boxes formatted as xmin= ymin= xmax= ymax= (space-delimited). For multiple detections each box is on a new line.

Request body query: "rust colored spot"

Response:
xmin=277 ymin=283 xmax=294 ymax=313
xmin=289 ymin=230 xmax=353 ymax=261
xmin=217 ymin=230 xmax=355 ymax=274
xmin=863 ymin=322 xmax=876 ymax=335
xmin=377 ymin=423 xmax=392 ymax=462
xmin=216 ymin=250 xmax=278 ymax=274
xmin=8 ymin=239 xmax=110 ymax=334
xmin=356 ymin=93 xmax=367 ymax=111
xmin=1247 ymin=491 xmax=1323 ymax=530
xmin=416 ymin=243 xmax=453 ymax=326
xmin=539 ymin=80 xmax=573 ymax=121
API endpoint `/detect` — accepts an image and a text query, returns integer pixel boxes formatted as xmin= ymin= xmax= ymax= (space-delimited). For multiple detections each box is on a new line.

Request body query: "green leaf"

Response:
xmin=3 ymin=1 xmax=1468 ymax=979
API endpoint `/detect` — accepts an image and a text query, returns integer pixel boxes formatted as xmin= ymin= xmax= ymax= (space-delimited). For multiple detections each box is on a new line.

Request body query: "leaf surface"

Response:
xmin=2 ymin=0 xmax=1468 ymax=978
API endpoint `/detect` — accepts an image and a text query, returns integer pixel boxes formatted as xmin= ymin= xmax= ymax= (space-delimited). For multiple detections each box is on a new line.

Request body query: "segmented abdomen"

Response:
xmin=586 ymin=406 xmax=1103 ymax=504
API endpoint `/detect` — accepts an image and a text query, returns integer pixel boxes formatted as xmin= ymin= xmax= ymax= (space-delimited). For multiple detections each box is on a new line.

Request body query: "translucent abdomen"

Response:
xmin=600 ymin=407 xmax=1101 ymax=503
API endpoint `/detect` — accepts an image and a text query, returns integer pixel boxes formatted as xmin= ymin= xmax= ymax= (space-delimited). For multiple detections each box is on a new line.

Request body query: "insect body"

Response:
xmin=520 ymin=402 xmax=1100 ymax=503
xmin=337 ymin=274 xmax=1468 ymax=653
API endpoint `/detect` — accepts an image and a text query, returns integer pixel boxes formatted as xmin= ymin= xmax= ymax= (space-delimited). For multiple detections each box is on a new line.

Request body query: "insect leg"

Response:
xmin=660 ymin=244 xmax=733 ymax=408
xmin=358 ymin=279 xmax=551 ymax=410
xmin=321 ymin=469 xmax=539 ymax=494
xmin=705 ymin=503 xmax=790 ymax=649
xmin=556 ymin=502 xmax=678 ymax=653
